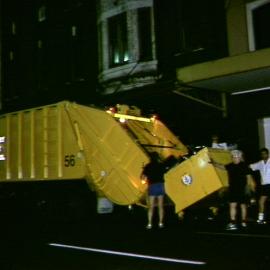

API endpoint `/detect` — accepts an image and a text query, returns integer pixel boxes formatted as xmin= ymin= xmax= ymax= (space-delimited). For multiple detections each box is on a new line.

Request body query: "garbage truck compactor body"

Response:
xmin=0 ymin=101 xmax=231 ymax=213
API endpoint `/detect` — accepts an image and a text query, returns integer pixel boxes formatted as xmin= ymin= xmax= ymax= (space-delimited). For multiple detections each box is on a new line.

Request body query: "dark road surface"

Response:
xmin=0 ymin=182 xmax=270 ymax=270
xmin=1 ymin=202 xmax=270 ymax=270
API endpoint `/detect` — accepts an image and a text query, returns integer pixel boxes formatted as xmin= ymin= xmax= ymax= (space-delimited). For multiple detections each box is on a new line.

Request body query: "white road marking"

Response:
xmin=49 ymin=243 xmax=206 ymax=265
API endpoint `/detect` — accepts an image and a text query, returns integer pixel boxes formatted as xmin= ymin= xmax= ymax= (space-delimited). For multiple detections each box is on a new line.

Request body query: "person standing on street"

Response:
xmin=141 ymin=152 xmax=166 ymax=229
xmin=225 ymin=150 xmax=255 ymax=230
xmin=250 ymin=148 xmax=270 ymax=224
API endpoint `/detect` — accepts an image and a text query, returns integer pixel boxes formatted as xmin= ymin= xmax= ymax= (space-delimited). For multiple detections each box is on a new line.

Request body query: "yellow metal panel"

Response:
xmin=208 ymin=148 xmax=232 ymax=186
xmin=30 ymin=111 xmax=35 ymax=178
xmin=177 ymin=48 xmax=270 ymax=85
xmin=43 ymin=107 xmax=49 ymax=178
xmin=126 ymin=119 xmax=188 ymax=159
xmin=33 ymin=109 xmax=44 ymax=179
xmin=0 ymin=116 xmax=8 ymax=179
xmin=57 ymin=106 xmax=63 ymax=178
xmin=0 ymin=102 xmax=86 ymax=182
xmin=9 ymin=114 xmax=19 ymax=179
xmin=21 ymin=111 xmax=32 ymax=179
xmin=0 ymin=100 xmax=207 ymax=207
xmin=17 ymin=113 xmax=23 ymax=179
xmin=60 ymin=104 xmax=86 ymax=180
xmin=65 ymin=102 xmax=149 ymax=205
xmin=165 ymin=147 xmax=232 ymax=213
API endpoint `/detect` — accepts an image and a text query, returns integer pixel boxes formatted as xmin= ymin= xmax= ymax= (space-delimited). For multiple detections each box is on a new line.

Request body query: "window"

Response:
xmin=253 ymin=2 xmax=270 ymax=49
xmin=71 ymin=26 xmax=77 ymax=37
xmin=108 ymin=13 xmax=129 ymax=67
xmin=11 ymin=22 xmax=16 ymax=35
xmin=247 ymin=0 xmax=270 ymax=51
xmin=138 ymin=7 xmax=153 ymax=61
xmin=167 ymin=0 xmax=228 ymax=67
xmin=9 ymin=51 xmax=14 ymax=61
xmin=38 ymin=5 xmax=46 ymax=22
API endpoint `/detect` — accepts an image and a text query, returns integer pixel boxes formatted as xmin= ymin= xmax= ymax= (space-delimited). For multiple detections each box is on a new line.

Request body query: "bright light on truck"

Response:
xmin=141 ymin=179 xmax=147 ymax=185
xmin=112 ymin=113 xmax=152 ymax=123
xmin=119 ymin=117 xmax=126 ymax=123
xmin=150 ymin=114 xmax=158 ymax=121
xmin=106 ymin=105 xmax=153 ymax=123
xmin=198 ymin=158 xmax=208 ymax=168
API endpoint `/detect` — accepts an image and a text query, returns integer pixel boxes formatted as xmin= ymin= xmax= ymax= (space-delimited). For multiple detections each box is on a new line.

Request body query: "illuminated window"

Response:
xmin=9 ymin=51 xmax=14 ymax=61
xmin=71 ymin=26 xmax=77 ymax=37
xmin=11 ymin=22 xmax=16 ymax=35
xmin=38 ymin=5 xmax=46 ymax=22
xmin=37 ymin=40 xmax=43 ymax=49
xmin=108 ymin=13 xmax=129 ymax=67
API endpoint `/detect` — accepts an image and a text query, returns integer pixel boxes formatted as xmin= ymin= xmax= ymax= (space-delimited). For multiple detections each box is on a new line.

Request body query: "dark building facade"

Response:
xmin=1 ymin=0 xmax=270 ymax=154
xmin=1 ymin=0 xmax=98 ymax=112
xmin=96 ymin=0 xmax=229 ymax=145
xmin=97 ymin=0 xmax=228 ymax=94
xmin=154 ymin=0 xmax=228 ymax=76
xmin=1 ymin=0 xmax=228 ymax=114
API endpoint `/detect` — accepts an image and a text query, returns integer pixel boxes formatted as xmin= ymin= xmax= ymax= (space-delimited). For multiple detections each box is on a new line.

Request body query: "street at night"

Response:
xmin=1 ymin=187 xmax=270 ymax=270
xmin=1 ymin=0 xmax=270 ymax=269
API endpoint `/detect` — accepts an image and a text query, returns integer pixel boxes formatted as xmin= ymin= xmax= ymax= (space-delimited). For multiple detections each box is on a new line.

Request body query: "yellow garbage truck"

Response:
xmin=0 ymin=101 xmax=231 ymax=214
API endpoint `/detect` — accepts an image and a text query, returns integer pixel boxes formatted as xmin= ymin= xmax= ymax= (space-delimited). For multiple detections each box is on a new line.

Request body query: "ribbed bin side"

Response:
xmin=65 ymin=103 xmax=149 ymax=205
xmin=0 ymin=102 xmax=85 ymax=182
xmin=165 ymin=147 xmax=232 ymax=213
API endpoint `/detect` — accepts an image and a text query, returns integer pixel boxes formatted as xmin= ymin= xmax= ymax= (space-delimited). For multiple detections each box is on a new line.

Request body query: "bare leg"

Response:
xmin=157 ymin=195 xmax=164 ymax=226
xmin=258 ymin=195 xmax=268 ymax=222
xmin=240 ymin=203 xmax=247 ymax=222
xmin=229 ymin=202 xmax=237 ymax=222
xmin=258 ymin=196 xmax=267 ymax=214
xmin=226 ymin=202 xmax=238 ymax=230
xmin=147 ymin=196 xmax=155 ymax=227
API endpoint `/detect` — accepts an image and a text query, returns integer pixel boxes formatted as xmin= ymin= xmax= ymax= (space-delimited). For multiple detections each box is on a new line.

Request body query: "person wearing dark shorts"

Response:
xmin=250 ymin=148 xmax=270 ymax=224
xmin=148 ymin=182 xmax=165 ymax=197
xmin=225 ymin=150 xmax=255 ymax=230
xmin=141 ymin=152 xmax=165 ymax=229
